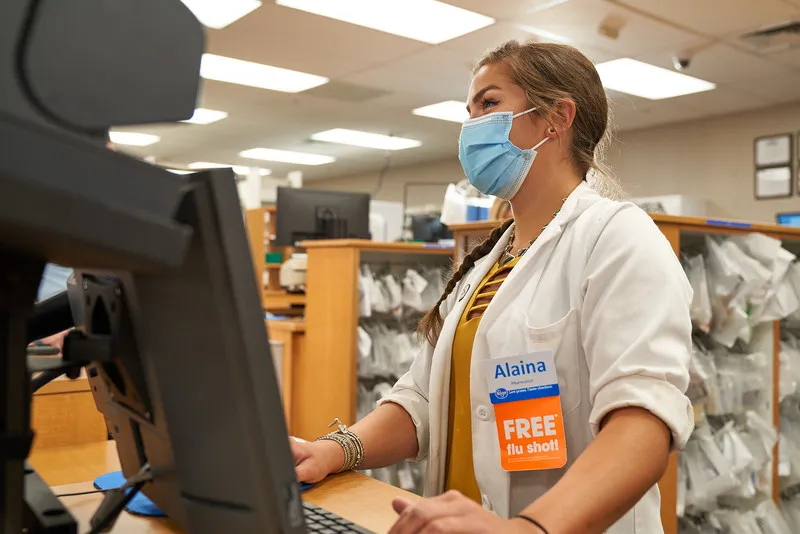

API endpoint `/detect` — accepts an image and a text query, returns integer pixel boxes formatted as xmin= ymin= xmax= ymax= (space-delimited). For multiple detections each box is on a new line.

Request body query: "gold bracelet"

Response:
xmin=316 ymin=418 xmax=365 ymax=473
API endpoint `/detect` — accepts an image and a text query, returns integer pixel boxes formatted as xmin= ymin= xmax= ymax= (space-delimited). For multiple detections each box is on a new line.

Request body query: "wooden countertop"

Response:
xmin=448 ymin=214 xmax=800 ymax=240
xmin=33 ymin=441 xmax=419 ymax=533
xmin=35 ymin=371 xmax=91 ymax=396
xmin=266 ymin=317 xmax=306 ymax=332
xmin=300 ymin=239 xmax=453 ymax=254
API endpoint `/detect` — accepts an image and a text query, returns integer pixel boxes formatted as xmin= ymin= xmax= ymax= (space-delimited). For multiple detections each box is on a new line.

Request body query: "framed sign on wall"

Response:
xmin=753 ymin=133 xmax=793 ymax=200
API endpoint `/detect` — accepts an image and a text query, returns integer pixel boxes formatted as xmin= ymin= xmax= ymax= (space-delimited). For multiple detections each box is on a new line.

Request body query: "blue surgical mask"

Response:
xmin=458 ymin=107 xmax=549 ymax=200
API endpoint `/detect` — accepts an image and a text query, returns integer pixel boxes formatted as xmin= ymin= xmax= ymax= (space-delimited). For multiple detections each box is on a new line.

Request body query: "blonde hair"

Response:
xmin=419 ymin=40 xmax=621 ymax=345
xmin=477 ymin=40 xmax=623 ymax=199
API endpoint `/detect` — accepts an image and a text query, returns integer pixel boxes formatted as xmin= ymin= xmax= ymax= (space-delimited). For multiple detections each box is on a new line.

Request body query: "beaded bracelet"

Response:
xmin=316 ymin=418 xmax=365 ymax=473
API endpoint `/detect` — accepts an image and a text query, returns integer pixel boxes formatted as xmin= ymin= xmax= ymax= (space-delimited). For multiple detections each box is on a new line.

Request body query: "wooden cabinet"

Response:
xmin=31 ymin=373 xmax=108 ymax=452
xmin=294 ymin=239 xmax=453 ymax=440
xmin=244 ymin=206 xmax=304 ymax=314
xmin=266 ymin=318 xmax=306 ymax=435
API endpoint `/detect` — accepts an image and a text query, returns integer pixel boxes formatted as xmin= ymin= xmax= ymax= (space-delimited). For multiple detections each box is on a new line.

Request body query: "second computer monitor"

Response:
xmin=275 ymin=187 xmax=370 ymax=246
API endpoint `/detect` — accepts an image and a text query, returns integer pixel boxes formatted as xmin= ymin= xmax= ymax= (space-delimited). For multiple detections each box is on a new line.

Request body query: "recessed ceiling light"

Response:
xmin=108 ymin=131 xmax=160 ymax=147
xmin=239 ymin=148 xmax=336 ymax=166
xmin=180 ymin=0 xmax=262 ymax=29
xmin=275 ymin=0 xmax=494 ymax=44
xmin=180 ymin=108 xmax=229 ymax=125
xmin=200 ymin=54 xmax=328 ymax=93
xmin=310 ymin=129 xmax=421 ymax=150
xmin=595 ymin=58 xmax=716 ymax=100
xmin=412 ymin=101 xmax=469 ymax=123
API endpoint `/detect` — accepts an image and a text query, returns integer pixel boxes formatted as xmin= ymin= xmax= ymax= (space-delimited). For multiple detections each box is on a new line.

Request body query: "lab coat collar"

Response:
xmin=483 ymin=181 xmax=601 ymax=265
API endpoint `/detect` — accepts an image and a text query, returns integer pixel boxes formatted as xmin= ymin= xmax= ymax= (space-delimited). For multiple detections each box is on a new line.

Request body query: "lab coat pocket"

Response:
xmin=524 ymin=309 xmax=581 ymax=415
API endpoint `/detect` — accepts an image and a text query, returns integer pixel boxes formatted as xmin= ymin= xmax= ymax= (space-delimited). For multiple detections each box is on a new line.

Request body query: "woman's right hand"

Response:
xmin=291 ymin=437 xmax=345 ymax=483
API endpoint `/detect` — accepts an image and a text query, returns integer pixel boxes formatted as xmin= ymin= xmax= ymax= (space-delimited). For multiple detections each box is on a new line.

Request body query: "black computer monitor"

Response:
xmin=275 ymin=187 xmax=370 ymax=246
xmin=410 ymin=215 xmax=452 ymax=243
xmin=67 ymin=171 xmax=306 ymax=533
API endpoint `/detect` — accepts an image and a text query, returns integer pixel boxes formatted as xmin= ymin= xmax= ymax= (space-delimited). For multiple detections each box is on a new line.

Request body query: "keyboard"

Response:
xmin=303 ymin=501 xmax=373 ymax=533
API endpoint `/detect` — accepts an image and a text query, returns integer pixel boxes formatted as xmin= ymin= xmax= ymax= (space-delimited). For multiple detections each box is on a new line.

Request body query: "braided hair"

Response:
xmin=418 ymin=219 xmax=514 ymax=346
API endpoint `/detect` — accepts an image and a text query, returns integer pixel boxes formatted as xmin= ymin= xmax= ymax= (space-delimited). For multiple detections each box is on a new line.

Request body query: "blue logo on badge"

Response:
xmin=495 ymin=388 xmax=508 ymax=400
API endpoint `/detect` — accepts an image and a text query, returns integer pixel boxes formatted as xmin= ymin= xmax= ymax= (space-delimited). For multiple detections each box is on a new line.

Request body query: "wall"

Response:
xmin=308 ymin=159 xmax=464 ymax=211
xmin=310 ymin=102 xmax=800 ymax=223
xmin=609 ymin=101 xmax=800 ymax=222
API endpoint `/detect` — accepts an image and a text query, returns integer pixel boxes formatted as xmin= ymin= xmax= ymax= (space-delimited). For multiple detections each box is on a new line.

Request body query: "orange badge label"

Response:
xmin=483 ymin=352 xmax=567 ymax=471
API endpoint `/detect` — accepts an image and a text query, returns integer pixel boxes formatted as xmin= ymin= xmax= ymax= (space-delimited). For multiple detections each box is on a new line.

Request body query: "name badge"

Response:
xmin=483 ymin=352 xmax=567 ymax=471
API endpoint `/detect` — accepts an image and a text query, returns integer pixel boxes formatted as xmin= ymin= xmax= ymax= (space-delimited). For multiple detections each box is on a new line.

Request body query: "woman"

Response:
xmin=293 ymin=40 xmax=693 ymax=534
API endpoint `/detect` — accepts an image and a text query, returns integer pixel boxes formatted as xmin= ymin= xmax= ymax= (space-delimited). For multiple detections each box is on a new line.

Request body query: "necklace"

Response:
xmin=500 ymin=198 xmax=567 ymax=265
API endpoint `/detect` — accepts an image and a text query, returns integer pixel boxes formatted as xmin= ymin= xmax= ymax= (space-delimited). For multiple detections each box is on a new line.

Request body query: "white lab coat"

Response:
xmin=380 ymin=182 xmax=694 ymax=532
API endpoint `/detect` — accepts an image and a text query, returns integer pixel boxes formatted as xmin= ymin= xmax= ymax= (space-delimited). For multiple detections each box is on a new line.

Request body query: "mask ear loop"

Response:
xmin=513 ymin=107 xmax=549 ymax=150
xmin=512 ymin=107 xmax=538 ymax=119
xmin=532 ymin=137 xmax=549 ymax=150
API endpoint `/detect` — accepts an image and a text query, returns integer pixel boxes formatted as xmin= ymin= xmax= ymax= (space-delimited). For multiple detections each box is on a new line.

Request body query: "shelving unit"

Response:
xmin=295 ymin=239 xmax=453 ymax=441
xmin=451 ymin=214 xmax=800 ymax=534
xmin=244 ymin=206 xmax=304 ymax=313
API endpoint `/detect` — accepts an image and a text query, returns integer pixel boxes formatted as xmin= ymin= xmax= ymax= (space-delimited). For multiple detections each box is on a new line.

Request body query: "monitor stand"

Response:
xmin=0 ymin=250 xmax=78 ymax=533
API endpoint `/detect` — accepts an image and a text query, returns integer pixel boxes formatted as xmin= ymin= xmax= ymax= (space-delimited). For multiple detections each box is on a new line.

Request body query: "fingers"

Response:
xmin=294 ymin=458 xmax=316 ymax=483
xmin=419 ymin=517 xmax=467 ymax=534
xmin=389 ymin=491 xmax=465 ymax=534
xmin=392 ymin=498 xmax=413 ymax=514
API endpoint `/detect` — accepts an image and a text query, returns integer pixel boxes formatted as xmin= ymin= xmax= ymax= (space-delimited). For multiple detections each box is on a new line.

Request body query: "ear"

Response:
xmin=548 ymin=99 xmax=577 ymax=137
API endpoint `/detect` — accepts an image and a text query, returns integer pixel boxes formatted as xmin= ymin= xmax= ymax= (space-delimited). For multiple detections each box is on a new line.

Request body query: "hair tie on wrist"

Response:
xmin=516 ymin=514 xmax=550 ymax=534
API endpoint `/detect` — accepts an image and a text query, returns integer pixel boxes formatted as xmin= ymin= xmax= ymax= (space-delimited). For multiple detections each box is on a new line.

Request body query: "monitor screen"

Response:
xmin=275 ymin=187 xmax=370 ymax=246
xmin=777 ymin=212 xmax=800 ymax=227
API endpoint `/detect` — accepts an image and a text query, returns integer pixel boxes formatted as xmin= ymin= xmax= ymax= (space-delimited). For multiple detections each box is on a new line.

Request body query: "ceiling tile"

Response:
xmin=445 ymin=0 xmax=557 ymax=20
xmin=438 ymin=22 xmax=540 ymax=60
xmin=670 ymin=87 xmax=775 ymax=115
xmin=611 ymin=99 xmax=706 ymax=131
xmin=514 ymin=0 xmax=697 ymax=57
xmin=733 ymin=70 xmax=800 ymax=103
xmin=206 ymin=3 xmax=427 ymax=78
xmin=612 ymin=0 xmax=800 ymax=37
xmin=341 ymin=47 xmax=474 ymax=102
xmin=635 ymin=42 xmax=794 ymax=84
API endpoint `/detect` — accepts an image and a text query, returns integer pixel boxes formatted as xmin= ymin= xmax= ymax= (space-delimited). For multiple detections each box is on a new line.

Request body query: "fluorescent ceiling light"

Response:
xmin=180 ymin=0 xmax=262 ymax=29
xmin=412 ymin=101 xmax=469 ymax=123
xmin=239 ymin=148 xmax=335 ymax=166
xmin=275 ymin=0 xmax=494 ymax=44
xmin=180 ymin=108 xmax=229 ymax=124
xmin=311 ymin=129 xmax=421 ymax=151
xmin=595 ymin=58 xmax=716 ymax=100
xmin=108 ymin=131 xmax=160 ymax=147
xmin=167 ymin=169 xmax=193 ymax=175
xmin=200 ymin=54 xmax=328 ymax=93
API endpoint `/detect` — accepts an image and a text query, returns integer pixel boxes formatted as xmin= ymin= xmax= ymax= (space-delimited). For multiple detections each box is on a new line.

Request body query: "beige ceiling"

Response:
xmin=119 ymin=0 xmax=800 ymax=181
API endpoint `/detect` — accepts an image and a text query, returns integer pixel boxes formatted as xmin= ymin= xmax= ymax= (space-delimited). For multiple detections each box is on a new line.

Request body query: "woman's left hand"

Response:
xmin=389 ymin=490 xmax=543 ymax=534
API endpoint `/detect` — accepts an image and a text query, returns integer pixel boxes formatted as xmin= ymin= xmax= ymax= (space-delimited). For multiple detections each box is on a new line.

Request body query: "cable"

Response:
xmin=372 ymin=152 xmax=392 ymax=197
xmin=56 ymin=489 xmax=108 ymax=498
